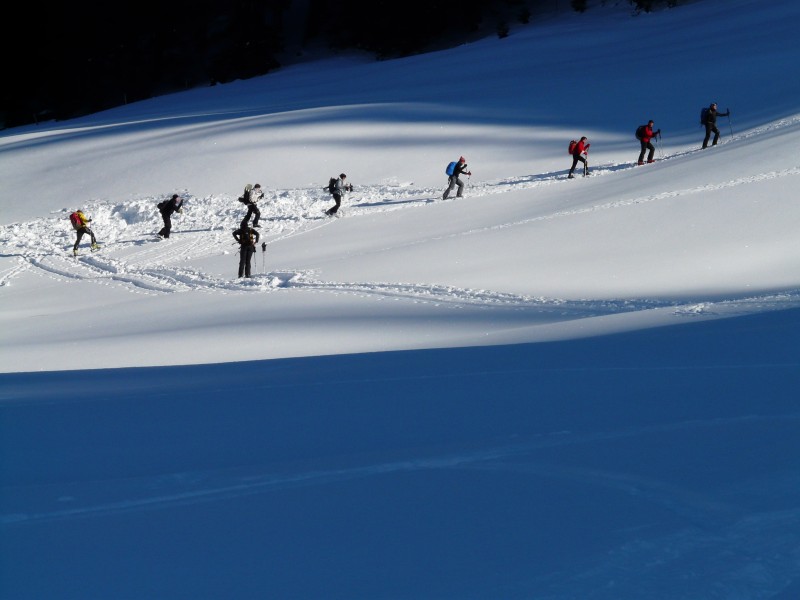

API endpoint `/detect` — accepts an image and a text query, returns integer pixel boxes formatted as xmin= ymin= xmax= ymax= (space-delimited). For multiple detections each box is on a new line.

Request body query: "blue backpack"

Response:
xmin=445 ymin=161 xmax=457 ymax=176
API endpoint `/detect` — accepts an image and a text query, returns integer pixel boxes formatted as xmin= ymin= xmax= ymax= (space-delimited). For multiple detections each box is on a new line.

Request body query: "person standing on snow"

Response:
xmin=702 ymin=102 xmax=730 ymax=149
xmin=233 ymin=222 xmax=260 ymax=278
xmin=70 ymin=209 xmax=98 ymax=256
xmin=325 ymin=173 xmax=353 ymax=216
xmin=157 ymin=194 xmax=184 ymax=239
xmin=241 ymin=183 xmax=263 ymax=228
xmin=443 ymin=157 xmax=472 ymax=199
xmin=637 ymin=120 xmax=661 ymax=165
xmin=568 ymin=137 xmax=590 ymax=179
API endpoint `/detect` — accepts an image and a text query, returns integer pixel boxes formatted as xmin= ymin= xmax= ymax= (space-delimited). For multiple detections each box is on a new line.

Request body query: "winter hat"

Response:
xmin=459 ymin=156 xmax=465 ymax=162
xmin=254 ymin=183 xmax=261 ymax=189
xmin=340 ymin=173 xmax=347 ymax=178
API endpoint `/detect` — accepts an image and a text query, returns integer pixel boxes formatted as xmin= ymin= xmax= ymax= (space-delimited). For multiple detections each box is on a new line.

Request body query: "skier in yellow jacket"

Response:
xmin=69 ymin=210 xmax=98 ymax=256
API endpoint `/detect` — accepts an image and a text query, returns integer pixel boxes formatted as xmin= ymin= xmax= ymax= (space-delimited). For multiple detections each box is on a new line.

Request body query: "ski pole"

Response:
xmin=726 ymin=108 xmax=733 ymax=139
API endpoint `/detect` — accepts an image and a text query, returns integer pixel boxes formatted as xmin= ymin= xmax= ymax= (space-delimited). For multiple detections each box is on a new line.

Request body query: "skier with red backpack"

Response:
xmin=636 ymin=120 xmax=661 ymax=165
xmin=69 ymin=210 xmax=98 ymax=256
xmin=568 ymin=137 xmax=590 ymax=179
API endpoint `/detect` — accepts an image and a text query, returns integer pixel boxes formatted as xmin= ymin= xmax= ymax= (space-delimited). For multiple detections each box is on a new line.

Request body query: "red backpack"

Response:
xmin=568 ymin=140 xmax=577 ymax=154
xmin=69 ymin=212 xmax=82 ymax=228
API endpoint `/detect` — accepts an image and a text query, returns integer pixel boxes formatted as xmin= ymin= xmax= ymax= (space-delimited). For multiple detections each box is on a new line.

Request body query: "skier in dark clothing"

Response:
xmin=568 ymin=137 xmax=590 ymax=178
xmin=443 ymin=157 xmax=472 ymax=199
xmin=241 ymin=183 xmax=263 ymax=228
xmin=637 ymin=120 xmax=661 ymax=165
xmin=233 ymin=223 xmax=260 ymax=278
xmin=702 ymin=103 xmax=730 ymax=148
xmin=158 ymin=194 xmax=184 ymax=239
xmin=325 ymin=173 xmax=352 ymax=216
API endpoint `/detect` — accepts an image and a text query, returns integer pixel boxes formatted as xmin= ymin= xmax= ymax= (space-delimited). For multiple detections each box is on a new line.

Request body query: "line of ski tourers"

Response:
xmin=68 ymin=102 xmax=731 ymax=262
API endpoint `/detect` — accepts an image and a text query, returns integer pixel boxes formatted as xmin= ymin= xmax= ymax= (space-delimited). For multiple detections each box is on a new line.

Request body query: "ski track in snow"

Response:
xmin=5 ymin=413 xmax=798 ymax=596
xmin=2 ymin=122 xmax=800 ymax=319
xmin=4 ymin=412 xmax=798 ymax=526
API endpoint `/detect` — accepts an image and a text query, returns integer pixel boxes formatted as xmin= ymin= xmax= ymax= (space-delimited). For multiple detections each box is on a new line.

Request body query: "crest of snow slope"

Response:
xmin=0 ymin=0 xmax=798 ymax=372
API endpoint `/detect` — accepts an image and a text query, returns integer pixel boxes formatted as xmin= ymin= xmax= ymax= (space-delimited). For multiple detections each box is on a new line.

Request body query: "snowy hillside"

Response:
xmin=1 ymin=0 xmax=800 ymax=598
xmin=1 ymin=0 xmax=799 ymax=371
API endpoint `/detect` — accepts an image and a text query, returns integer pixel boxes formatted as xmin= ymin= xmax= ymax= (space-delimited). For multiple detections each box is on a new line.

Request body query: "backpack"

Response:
xmin=239 ymin=183 xmax=252 ymax=204
xmin=445 ymin=161 xmax=457 ymax=176
xmin=700 ymin=107 xmax=709 ymax=126
xmin=69 ymin=212 xmax=82 ymax=228
xmin=568 ymin=140 xmax=577 ymax=154
xmin=635 ymin=125 xmax=645 ymax=140
xmin=327 ymin=177 xmax=337 ymax=194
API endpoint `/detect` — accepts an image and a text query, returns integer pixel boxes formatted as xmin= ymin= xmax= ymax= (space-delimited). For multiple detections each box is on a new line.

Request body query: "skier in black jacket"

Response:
xmin=158 ymin=194 xmax=184 ymax=239
xmin=702 ymin=103 xmax=730 ymax=148
xmin=233 ymin=222 xmax=260 ymax=278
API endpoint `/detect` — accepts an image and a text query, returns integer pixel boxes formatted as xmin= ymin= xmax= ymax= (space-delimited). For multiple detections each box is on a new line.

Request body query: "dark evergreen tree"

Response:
xmin=571 ymin=0 xmax=588 ymax=13
xmin=0 ymin=0 xmax=687 ymax=129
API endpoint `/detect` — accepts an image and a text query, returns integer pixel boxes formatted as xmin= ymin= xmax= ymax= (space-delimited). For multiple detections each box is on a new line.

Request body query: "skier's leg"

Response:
xmin=443 ymin=177 xmax=455 ymax=199
xmin=712 ymin=126 xmax=720 ymax=146
xmin=245 ymin=247 xmax=253 ymax=277
xmin=456 ymin=178 xmax=465 ymax=198
xmin=238 ymin=248 xmax=246 ymax=278
xmin=647 ymin=142 xmax=655 ymax=162
xmin=328 ymin=193 xmax=342 ymax=215
xmin=74 ymin=229 xmax=84 ymax=251
xmin=638 ymin=141 xmax=647 ymax=164
xmin=703 ymin=124 xmax=712 ymax=148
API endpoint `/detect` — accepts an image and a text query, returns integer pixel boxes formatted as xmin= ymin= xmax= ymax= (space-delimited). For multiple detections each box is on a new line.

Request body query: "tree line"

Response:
xmin=1 ymin=0 xmax=684 ymax=129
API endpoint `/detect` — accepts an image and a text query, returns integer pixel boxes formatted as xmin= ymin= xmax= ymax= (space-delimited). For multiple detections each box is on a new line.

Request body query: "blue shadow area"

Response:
xmin=2 ymin=309 xmax=800 ymax=598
